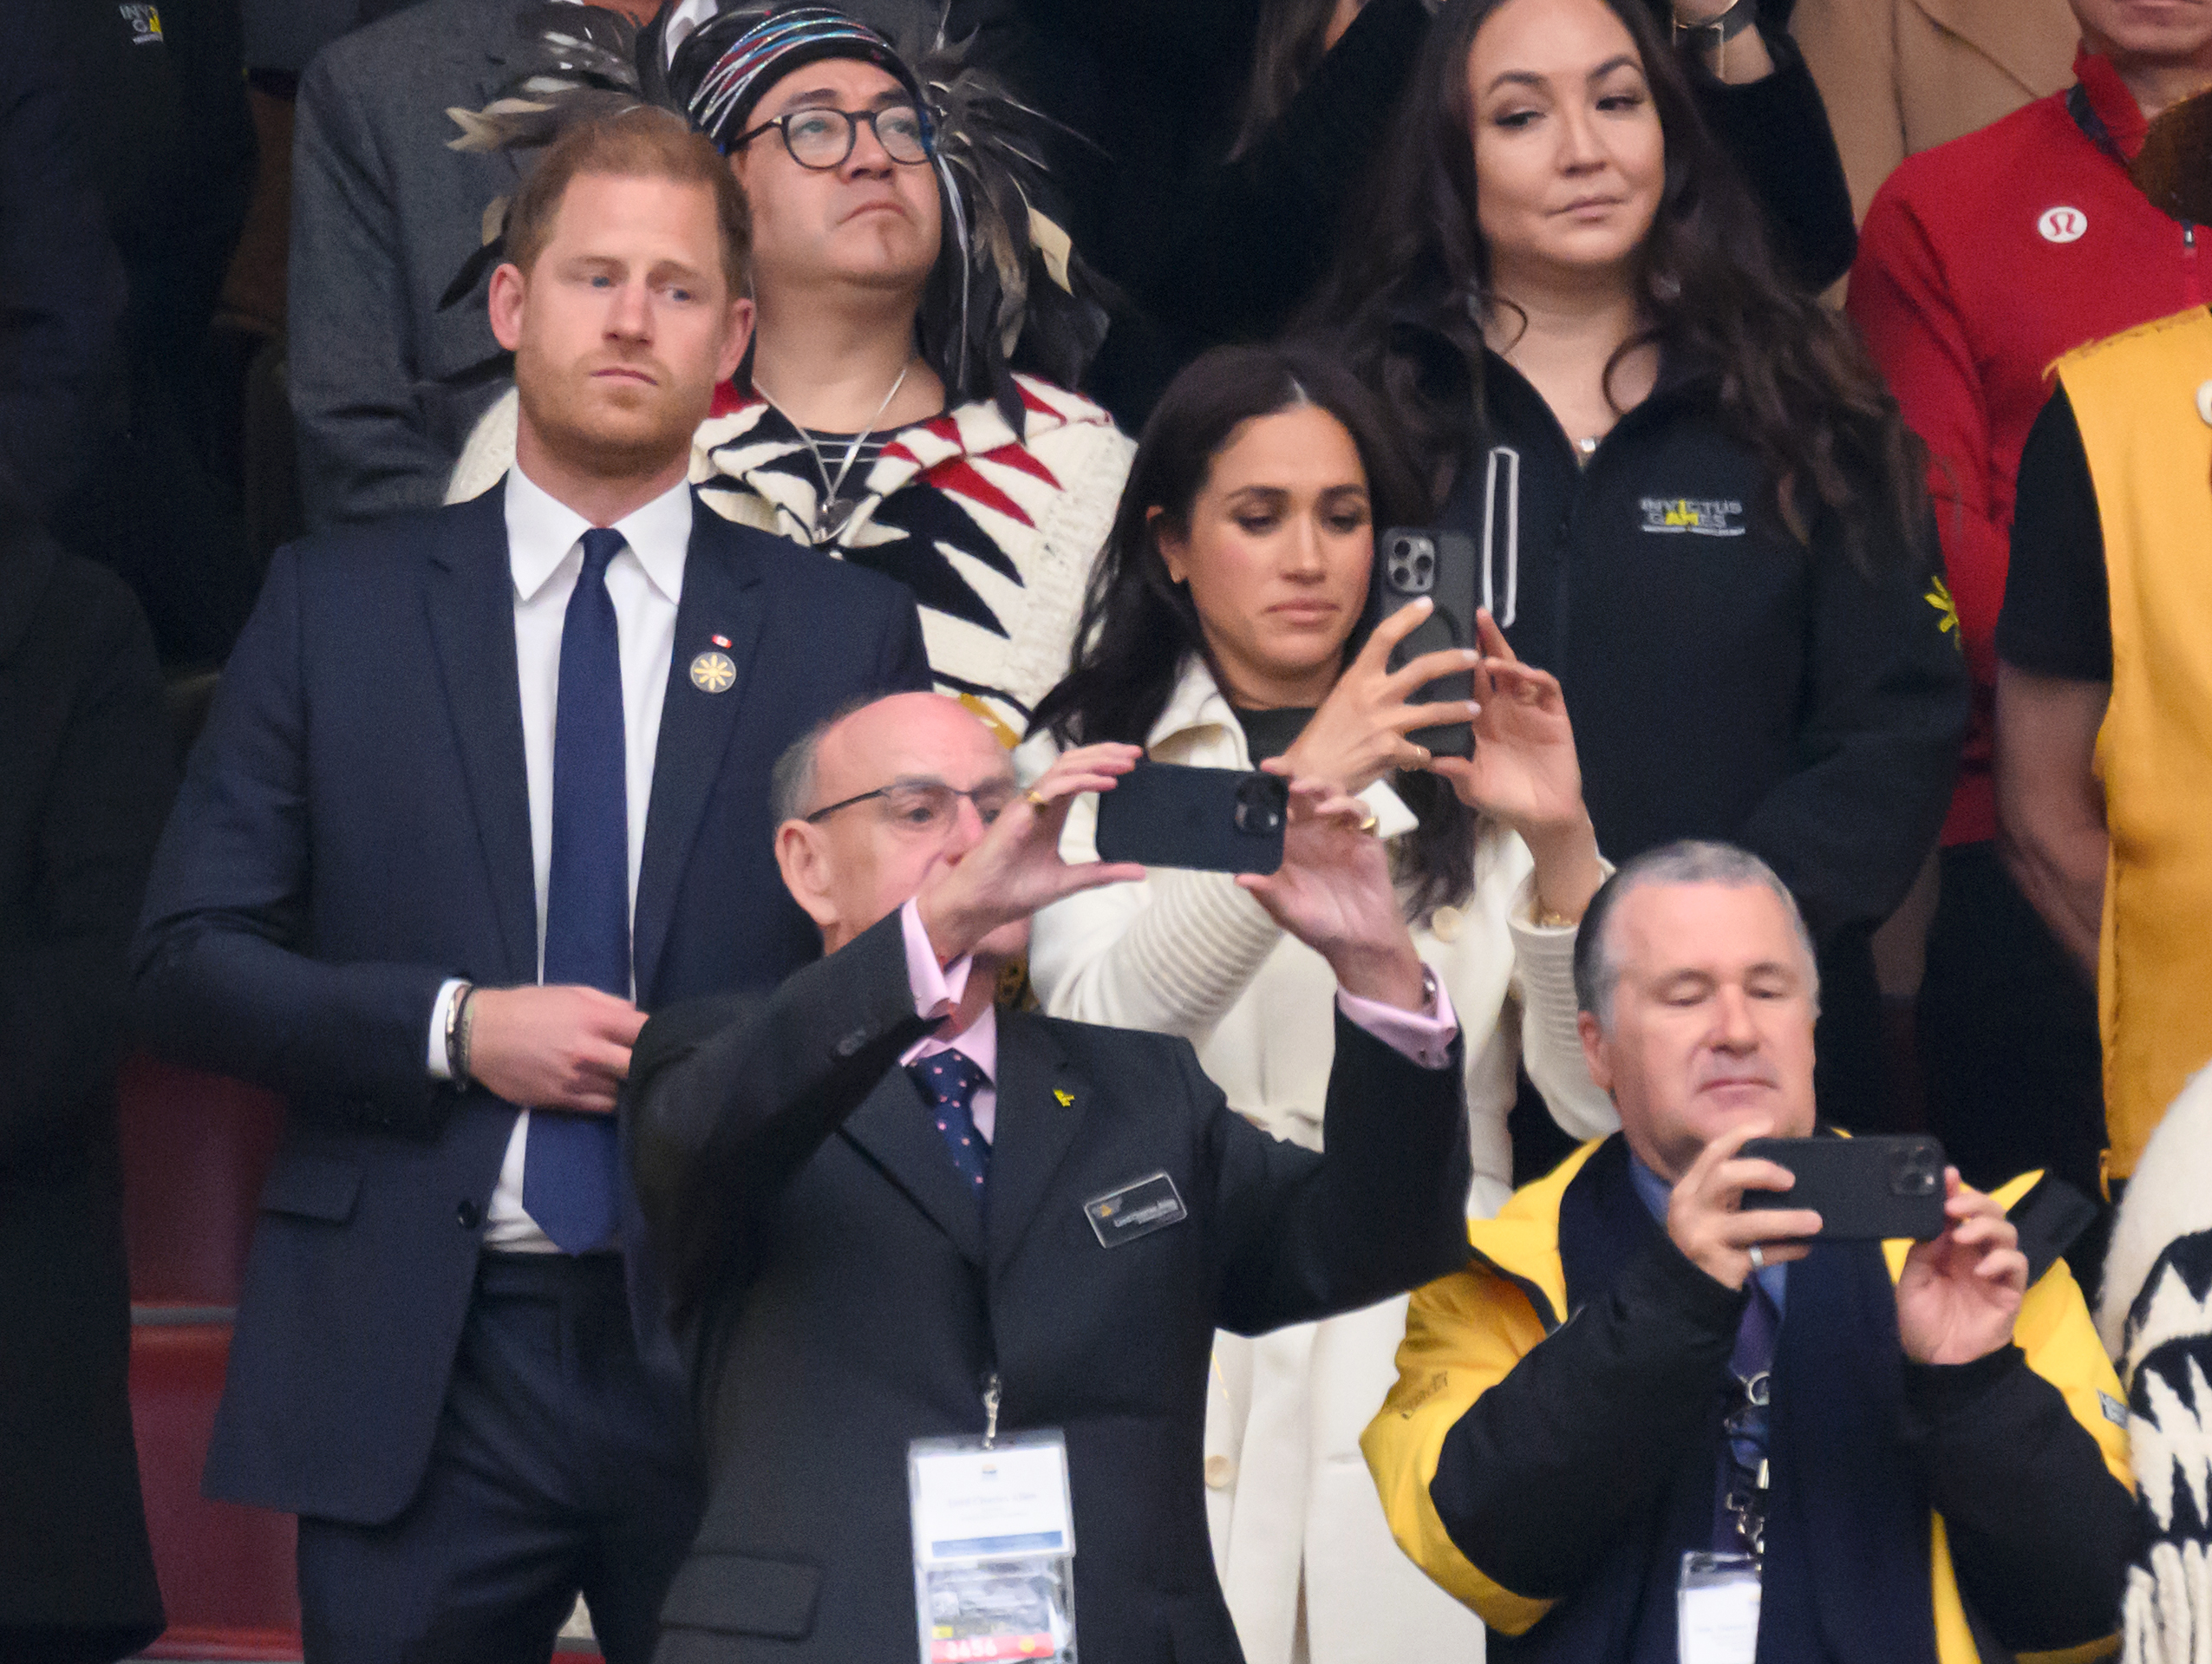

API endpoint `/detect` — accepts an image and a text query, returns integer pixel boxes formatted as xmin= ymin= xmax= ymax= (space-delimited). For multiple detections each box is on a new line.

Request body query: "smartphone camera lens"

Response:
xmin=1387 ymin=535 xmax=1435 ymax=596
xmin=1889 ymin=1141 xmax=1941 ymax=1197
xmin=1232 ymin=776 xmax=1285 ymax=836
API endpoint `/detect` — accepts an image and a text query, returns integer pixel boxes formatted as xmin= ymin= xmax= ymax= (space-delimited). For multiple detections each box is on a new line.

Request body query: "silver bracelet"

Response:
xmin=446 ymin=982 xmax=475 ymax=1085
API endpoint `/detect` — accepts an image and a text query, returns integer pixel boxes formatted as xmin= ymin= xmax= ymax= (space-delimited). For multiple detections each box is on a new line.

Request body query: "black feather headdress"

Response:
xmin=440 ymin=2 xmax=1111 ymax=433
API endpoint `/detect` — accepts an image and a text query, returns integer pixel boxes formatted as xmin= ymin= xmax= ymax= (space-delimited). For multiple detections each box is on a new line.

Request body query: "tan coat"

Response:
xmin=1793 ymin=0 xmax=2079 ymax=220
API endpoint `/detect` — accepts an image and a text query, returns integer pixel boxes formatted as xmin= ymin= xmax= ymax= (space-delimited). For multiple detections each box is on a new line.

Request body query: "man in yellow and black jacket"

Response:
xmin=1366 ymin=841 xmax=2135 ymax=1664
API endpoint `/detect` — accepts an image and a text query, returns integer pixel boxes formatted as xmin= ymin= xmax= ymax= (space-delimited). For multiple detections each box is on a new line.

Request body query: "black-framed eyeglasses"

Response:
xmin=804 ymin=777 xmax=1017 ymax=831
xmin=730 ymin=103 xmax=932 ymax=170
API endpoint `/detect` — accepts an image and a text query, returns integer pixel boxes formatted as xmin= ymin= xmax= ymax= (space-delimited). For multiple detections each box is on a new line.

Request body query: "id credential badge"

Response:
xmin=909 ymin=1422 xmax=1077 ymax=1664
xmin=1679 ymin=1551 xmax=1760 ymax=1664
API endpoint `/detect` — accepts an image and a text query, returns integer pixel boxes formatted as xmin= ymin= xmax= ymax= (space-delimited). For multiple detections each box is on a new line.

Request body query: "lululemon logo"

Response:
xmin=2039 ymin=206 xmax=2088 ymax=244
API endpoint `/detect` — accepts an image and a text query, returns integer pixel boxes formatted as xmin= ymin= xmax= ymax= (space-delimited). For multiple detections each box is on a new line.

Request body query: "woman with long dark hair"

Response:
xmin=1148 ymin=0 xmax=1855 ymax=388
xmin=1309 ymin=0 xmax=1967 ymax=1126
xmin=1021 ymin=342 xmax=1615 ymax=1664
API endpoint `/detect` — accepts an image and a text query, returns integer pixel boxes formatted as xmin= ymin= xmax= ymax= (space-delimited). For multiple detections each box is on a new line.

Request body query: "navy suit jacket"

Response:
xmin=132 ymin=482 xmax=930 ymax=1524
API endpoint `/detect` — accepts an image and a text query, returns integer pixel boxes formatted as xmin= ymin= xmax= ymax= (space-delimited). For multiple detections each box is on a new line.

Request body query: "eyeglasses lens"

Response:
xmin=786 ymin=107 xmax=930 ymax=169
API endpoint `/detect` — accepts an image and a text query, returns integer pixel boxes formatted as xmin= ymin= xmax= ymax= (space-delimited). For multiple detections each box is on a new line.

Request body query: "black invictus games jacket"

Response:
xmin=1406 ymin=336 xmax=1967 ymax=1120
xmin=1424 ymin=343 xmax=1967 ymax=941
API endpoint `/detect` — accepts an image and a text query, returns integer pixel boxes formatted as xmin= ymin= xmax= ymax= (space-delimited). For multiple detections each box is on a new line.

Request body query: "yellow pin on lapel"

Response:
xmin=1054 ymin=1088 xmax=1073 ymax=1107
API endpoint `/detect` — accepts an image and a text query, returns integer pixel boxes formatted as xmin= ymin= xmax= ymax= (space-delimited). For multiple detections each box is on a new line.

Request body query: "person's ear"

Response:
xmin=774 ymin=820 xmax=841 ymax=932
xmin=1150 ymin=506 xmax=1190 ymax=584
xmin=489 ymin=261 xmax=528 ymax=354
xmin=717 ymin=294 xmax=756 ymax=385
xmin=1576 ymin=1010 xmax=1615 ymax=1097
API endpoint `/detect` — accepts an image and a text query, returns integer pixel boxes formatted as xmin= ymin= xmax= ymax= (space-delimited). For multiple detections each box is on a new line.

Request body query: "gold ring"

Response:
xmin=1355 ymin=808 xmax=1380 ymax=834
xmin=1024 ymin=788 xmax=1050 ymax=810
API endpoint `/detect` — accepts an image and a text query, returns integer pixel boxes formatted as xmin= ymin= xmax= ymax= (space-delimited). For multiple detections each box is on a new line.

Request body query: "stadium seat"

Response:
xmin=128 ymin=1319 xmax=300 ymax=1661
xmin=118 ymin=1054 xmax=284 ymax=1308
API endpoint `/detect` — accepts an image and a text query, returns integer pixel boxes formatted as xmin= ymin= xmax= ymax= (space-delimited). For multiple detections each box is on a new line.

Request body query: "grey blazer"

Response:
xmin=287 ymin=0 xmax=561 ymax=528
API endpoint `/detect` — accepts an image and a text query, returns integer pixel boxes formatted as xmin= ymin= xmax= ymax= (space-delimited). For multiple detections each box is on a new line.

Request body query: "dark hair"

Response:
xmin=1229 ymin=0 xmax=1346 ymax=161
xmin=1305 ymin=0 xmax=1927 ymax=574
xmin=1029 ymin=342 xmax=1480 ymax=918
xmin=505 ymin=106 xmax=752 ymax=292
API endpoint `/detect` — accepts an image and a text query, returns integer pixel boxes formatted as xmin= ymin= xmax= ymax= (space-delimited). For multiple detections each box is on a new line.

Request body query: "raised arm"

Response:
xmin=1674 ymin=16 xmax=1857 ymax=287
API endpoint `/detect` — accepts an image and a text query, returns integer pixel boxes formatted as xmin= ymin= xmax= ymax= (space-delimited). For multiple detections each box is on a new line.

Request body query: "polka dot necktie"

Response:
xmin=907 ymin=1049 xmax=989 ymax=1197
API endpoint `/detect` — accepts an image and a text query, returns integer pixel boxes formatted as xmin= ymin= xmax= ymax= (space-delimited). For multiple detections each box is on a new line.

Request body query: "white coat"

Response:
xmin=1021 ymin=657 xmax=1618 ymax=1664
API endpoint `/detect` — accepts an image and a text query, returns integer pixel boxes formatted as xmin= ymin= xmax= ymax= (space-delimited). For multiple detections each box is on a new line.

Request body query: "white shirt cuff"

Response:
xmin=899 ymin=897 xmax=973 ymax=1022
xmin=1335 ymin=973 xmax=1459 ymax=1071
xmin=427 ymin=977 xmax=466 ymax=1080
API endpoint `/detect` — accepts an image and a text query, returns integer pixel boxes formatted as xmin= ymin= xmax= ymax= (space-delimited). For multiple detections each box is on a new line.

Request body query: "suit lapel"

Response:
xmin=633 ymin=506 xmax=767 ymax=1004
xmin=426 ymin=484 xmax=538 ymax=984
xmin=841 ymin=1069 xmax=989 ymax=1266
xmin=984 ymin=1014 xmax=1086 ymax=1272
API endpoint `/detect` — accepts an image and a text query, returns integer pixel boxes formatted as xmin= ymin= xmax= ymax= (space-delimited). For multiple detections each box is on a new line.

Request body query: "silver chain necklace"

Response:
xmin=754 ymin=357 xmax=915 ymax=545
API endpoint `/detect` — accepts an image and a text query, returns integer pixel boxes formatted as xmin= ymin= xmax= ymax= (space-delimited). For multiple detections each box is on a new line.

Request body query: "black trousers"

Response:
xmin=296 ymin=1253 xmax=704 ymax=1664
xmin=1917 ymin=841 xmax=2108 ymax=1278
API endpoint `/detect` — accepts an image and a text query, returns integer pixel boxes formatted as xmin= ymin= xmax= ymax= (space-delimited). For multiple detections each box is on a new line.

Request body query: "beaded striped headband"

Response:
xmin=686 ymin=8 xmax=927 ymax=152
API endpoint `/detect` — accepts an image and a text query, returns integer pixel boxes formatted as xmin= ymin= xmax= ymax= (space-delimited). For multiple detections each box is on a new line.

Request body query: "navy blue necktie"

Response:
xmin=525 ymin=527 xmax=629 ymax=1253
xmin=907 ymin=1049 xmax=990 ymax=1198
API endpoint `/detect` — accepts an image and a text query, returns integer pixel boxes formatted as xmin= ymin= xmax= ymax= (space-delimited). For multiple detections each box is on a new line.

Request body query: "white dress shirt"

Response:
xmin=427 ymin=464 xmax=693 ymax=1251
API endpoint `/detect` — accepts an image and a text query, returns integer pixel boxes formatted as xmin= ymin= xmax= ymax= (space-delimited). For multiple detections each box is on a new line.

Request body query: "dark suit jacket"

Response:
xmin=0 ymin=529 xmax=170 ymax=1648
xmin=131 ymin=482 xmax=930 ymax=1525
xmin=627 ymin=911 xmax=1473 ymax=1663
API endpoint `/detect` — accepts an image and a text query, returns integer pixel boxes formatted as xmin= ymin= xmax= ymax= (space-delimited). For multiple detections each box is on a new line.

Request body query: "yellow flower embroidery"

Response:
xmin=1925 ymin=575 xmax=1961 ymax=648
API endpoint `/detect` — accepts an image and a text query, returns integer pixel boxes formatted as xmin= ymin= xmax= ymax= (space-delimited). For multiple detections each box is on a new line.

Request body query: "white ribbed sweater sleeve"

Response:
xmin=1027 ymin=793 xmax=1283 ymax=1041
xmin=1508 ymin=867 xmax=1620 ymax=1142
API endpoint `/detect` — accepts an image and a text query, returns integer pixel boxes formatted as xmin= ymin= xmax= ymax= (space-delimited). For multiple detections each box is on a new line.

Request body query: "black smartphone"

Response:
xmin=1738 ymin=1135 xmax=1949 ymax=1241
xmin=1093 ymin=761 xmax=1288 ymax=875
xmin=1376 ymin=526 xmax=1476 ymax=760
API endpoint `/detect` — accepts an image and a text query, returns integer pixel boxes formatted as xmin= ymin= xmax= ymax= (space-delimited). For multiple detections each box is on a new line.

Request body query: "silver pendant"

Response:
xmin=816 ymin=499 xmax=857 ymax=543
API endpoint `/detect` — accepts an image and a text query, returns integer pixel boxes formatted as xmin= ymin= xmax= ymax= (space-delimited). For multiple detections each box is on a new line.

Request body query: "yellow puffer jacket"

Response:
xmin=1363 ymin=1139 xmax=2133 ymax=1663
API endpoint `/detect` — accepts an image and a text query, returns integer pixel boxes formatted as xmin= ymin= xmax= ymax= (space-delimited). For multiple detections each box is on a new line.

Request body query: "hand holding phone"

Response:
xmin=1282 ymin=599 xmax=1479 ymax=798
xmin=1667 ymin=1120 xmax=1824 ymax=1290
xmin=1892 ymin=1171 xmax=2028 ymax=1365
xmin=1237 ymin=767 xmax=1426 ymax=1010
xmin=1375 ymin=527 xmax=1479 ymax=760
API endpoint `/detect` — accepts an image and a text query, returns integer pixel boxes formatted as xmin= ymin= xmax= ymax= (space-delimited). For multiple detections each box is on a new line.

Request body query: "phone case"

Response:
xmin=1093 ymin=761 xmax=1288 ymax=875
xmin=1738 ymin=1135 xmax=1948 ymax=1241
xmin=1377 ymin=527 xmax=1477 ymax=759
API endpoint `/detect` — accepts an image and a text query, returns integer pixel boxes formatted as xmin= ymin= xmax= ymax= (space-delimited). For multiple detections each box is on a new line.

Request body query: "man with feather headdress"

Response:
xmin=444 ymin=4 xmax=1135 ymax=745
xmin=288 ymin=0 xmax=1006 ymax=527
